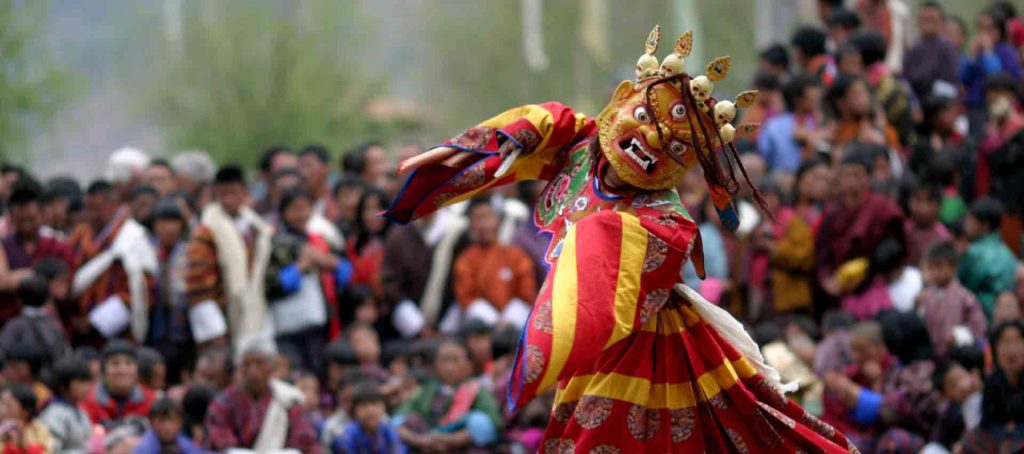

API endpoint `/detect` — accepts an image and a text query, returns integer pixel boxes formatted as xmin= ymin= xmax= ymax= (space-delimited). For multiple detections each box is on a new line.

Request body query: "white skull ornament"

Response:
xmin=636 ymin=54 xmax=659 ymax=80
xmin=660 ymin=54 xmax=685 ymax=77
xmin=690 ymin=75 xmax=712 ymax=102
xmin=713 ymin=100 xmax=737 ymax=127
xmin=718 ymin=124 xmax=736 ymax=143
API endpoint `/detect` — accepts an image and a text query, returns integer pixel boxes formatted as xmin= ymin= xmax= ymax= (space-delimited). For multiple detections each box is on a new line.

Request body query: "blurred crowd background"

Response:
xmin=3 ymin=0 xmax=1024 ymax=453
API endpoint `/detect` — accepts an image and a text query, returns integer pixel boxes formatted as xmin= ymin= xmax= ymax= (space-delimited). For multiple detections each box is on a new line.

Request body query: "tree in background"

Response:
xmin=150 ymin=0 xmax=402 ymax=164
xmin=0 ymin=0 xmax=70 ymax=162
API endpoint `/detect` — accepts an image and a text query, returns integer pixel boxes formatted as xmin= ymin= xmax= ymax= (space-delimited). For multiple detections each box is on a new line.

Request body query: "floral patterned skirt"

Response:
xmin=537 ymin=297 xmax=857 ymax=453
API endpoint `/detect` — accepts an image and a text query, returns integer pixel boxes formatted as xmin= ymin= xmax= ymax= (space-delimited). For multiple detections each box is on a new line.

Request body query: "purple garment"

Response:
xmin=814 ymin=330 xmax=853 ymax=377
xmin=903 ymin=36 xmax=960 ymax=100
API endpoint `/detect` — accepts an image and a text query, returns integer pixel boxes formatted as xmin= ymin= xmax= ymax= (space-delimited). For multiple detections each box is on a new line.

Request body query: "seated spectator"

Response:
xmin=181 ymin=384 xmax=217 ymax=449
xmin=265 ymin=188 xmax=352 ymax=371
xmin=790 ymin=26 xmax=836 ymax=85
xmin=756 ymin=44 xmax=790 ymax=80
xmin=461 ymin=318 xmax=495 ymax=383
xmin=450 ymin=198 xmax=536 ymax=330
xmin=928 ymin=360 xmax=983 ymax=451
xmin=204 ymin=335 xmax=321 ymax=453
xmin=909 ymin=94 xmax=964 ymax=180
xmin=137 ymin=347 xmax=166 ymax=392
xmin=825 ymin=8 xmax=860 ymax=49
xmin=918 ymin=242 xmax=987 ymax=359
xmin=759 ymin=74 xmax=824 ymax=175
xmin=903 ymin=182 xmax=952 ymax=266
xmin=824 ymin=315 xmax=940 ymax=452
xmin=959 ymin=197 xmax=1019 ymax=317
xmin=816 ymin=148 xmax=905 ymax=307
xmin=977 ymin=72 xmax=1024 ymax=214
xmin=682 ymin=196 xmax=730 ymax=298
xmin=0 ymin=275 xmax=70 ymax=365
xmin=738 ymin=71 xmax=784 ymax=144
xmin=875 ymin=238 xmax=921 ymax=314
xmin=294 ymin=372 xmax=325 ymax=430
xmin=348 ymin=323 xmax=390 ymax=384
xmin=330 ymin=382 xmax=404 ymax=454
xmin=132 ymin=398 xmax=208 ymax=454
xmin=848 ymin=30 xmax=916 ymax=147
xmin=191 ymin=346 xmax=233 ymax=391
xmin=38 ymin=357 xmax=93 ymax=454
xmin=961 ymin=8 xmax=1022 ymax=114
xmin=0 ymin=383 xmax=53 ymax=454
xmin=769 ymin=156 xmax=829 ymax=316
xmin=992 ymin=291 xmax=1024 ymax=326
xmin=814 ymin=309 xmax=856 ymax=377
xmin=962 ymin=321 xmax=1024 ymax=453
xmin=3 ymin=344 xmax=51 ymax=411
xmin=395 ymin=338 xmax=501 ymax=451
xmin=81 ymin=341 xmax=156 ymax=428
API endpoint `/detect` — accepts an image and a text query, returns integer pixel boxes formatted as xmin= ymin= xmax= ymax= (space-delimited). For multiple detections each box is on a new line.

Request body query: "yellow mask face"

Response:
xmin=595 ymin=78 xmax=705 ymax=190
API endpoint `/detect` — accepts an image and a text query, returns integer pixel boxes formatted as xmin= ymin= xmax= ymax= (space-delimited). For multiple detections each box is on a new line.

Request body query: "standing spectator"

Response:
xmin=332 ymin=178 xmax=365 ymax=238
xmin=39 ymin=357 xmax=93 ymax=454
xmin=137 ymin=348 xmax=166 ymax=392
xmin=826 ymin=8 xmax=861 ymax=50
xmin=141 ymin=160 xmax=177 ymax=197
xmin=169 ymin=151 xmax=216 ymax=210
xmin=981 ymin=73 xmax=1024 ymax=252
xmin=826 ymin=75 xmax=900 ymax=150
xmin=0 ymin=384 xmax=53 ymax=454
xmin=380 ymin=214 xmax=438 ymax=339
xmin=961 ymin=8 xmax=1023 ymax=122
xmin=69 ymin=180 xmax=156 ymax=346
xmin=252 ymin=145 xmax=296 ymax=216
xmin=40 ymin=178 xmax=81 ymax=241
xmin=347 ymin=141 xmax=390 ymax=189
xmin=259 ymin=168 xmax=304 ymax=228
xmin=191 ymin=347 xmax=234 ymax=391
xmin=903 ymin=182 xmax=952 ymax=266
xmin=204 ymin=336 xmax=321 ymax=453
xmin=756 ymin=44 xmax=790 ymax=81
xmin=132 ymin=398 xmax=208 ymax=454
xmin=904 ymin=1 xmax=960 ymax=102
xmin=961 ymin=321 xmax=1024 ymax=453
xmin=347 ymin=188 xmax=392 ymax=299
xmin=917 ymin=242 xmax=987 ymax=359
xmin=0 ymin=275 xmax=70 ymax=364
xmin=0 ymin=179 xmax=73 ymax=327
xmin=960 ymin=198 xmax=1019 ymax=318
xmin=849 ymin=30 xmax=916 ymax=148
xmin=329 ymin=382 xmax=404 ymax=454
xmin=739 ymin=72 xmax=784 ymax=145
xmin=395 ymin=339 xmax=500 ymax=452
xmin=451 ymin=198 xmax=536 ymax=330
xmin=185 ymin=166 xmax=274 ymax=348
xmin=80 ymin=341 xmax=155 ymax=428
xmin=816 ymin=148 xmax=905 ymax=305
xmin=791 ymin=26 xmax=835 ymax=85
xmin=265 ymin=188 xmax=351 ymax=370
xmin=298 ymin=145 xmax=332 ymax=216
xmin=771 ymin=156 xmax=829 ymax=315
xmin=909 ymin=94 xmax=963 ymax=178
xmin=146 ymin=199 xmax=192 ymax=385
xmin=759 ymin=74 xmax=823 ymax=176
xmin=856 ymin=0 xmax=912 ymax=74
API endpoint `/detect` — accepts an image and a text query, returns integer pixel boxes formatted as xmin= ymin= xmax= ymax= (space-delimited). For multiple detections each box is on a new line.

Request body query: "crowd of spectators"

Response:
xmin=1 ymin=1 xmax=1024 ymax=453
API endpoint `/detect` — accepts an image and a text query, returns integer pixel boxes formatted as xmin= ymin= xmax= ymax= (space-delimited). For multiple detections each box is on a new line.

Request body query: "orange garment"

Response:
xmin=453 ymin=243 xmax=537 ymax=310
xmin=832 ymin=120 xmax=901 ymax=150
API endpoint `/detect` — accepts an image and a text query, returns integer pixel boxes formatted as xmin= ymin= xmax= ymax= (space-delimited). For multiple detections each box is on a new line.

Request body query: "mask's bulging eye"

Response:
xmin=634 ymin=106 xmax=651 ymax=123
xmin=670 ymin=140 xmax=687 ymax=156
xmin=670 ymin=103 xmax=686 ymax=120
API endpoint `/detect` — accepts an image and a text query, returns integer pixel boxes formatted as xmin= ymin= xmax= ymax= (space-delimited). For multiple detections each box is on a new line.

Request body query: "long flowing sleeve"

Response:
xmin=384 ymin=102 xmax=595 ymax=224
xmin=507 ymin=210 xmax=694 ymax=411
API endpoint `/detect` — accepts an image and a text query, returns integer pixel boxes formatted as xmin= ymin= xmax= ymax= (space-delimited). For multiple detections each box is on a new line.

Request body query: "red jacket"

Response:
xmin=80 ymin=382 xmax=155 ymax=427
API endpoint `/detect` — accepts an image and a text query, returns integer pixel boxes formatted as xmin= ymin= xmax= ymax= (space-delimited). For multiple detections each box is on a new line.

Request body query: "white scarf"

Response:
xmin=201 ymin=203 xmax=273 ymax=345
xmin=253 ymin=379 xmax=303 ymax=452
xmin=71 ymin=216 xmax=157 ymax=342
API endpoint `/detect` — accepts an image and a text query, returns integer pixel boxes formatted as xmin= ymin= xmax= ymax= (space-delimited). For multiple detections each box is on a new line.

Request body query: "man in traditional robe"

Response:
xmin=69 ymin=181 xmax=156 ymax=346
xmin=186 ymin=166 xmax=274 ymax=348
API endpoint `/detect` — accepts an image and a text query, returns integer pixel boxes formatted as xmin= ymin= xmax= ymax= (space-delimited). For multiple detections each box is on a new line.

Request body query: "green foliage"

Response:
xmin=150 ymin=0 xmax=395 ymax=165
xmin=0 ymin=0 xmax=70 ymax=162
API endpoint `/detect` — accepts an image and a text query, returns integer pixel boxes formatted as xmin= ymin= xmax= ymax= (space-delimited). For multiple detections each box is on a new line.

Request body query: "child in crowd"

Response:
xmin=331 ymin=382 xmax=404 ymax=454
xmin=132 ymin=398 xmax=208 ymax=454
xmin=3 ymin=345 xmax=51 ymax=411
xmin=394 ymin=338 xmax=501 ymax=452
xmin=960 ymin=197 xmax=1019 ymax=317
xmin=80 ymin=341 xmax=156 ymax=428
xmin=0 ymin=275 xmax=71 ymax=366
xmin=348 ymin=323 xmax=389 ymax=384
xmin=877 ymin=238 xmax=923 ymax=313
xmin=0 ymin=383 xmax=53 ymax=454
xmin=903 ymin=183 xmax=952 ymax=267
xmin=460 ymin=318 xmax=493 ymax=379
xmin=32 ymin=258 xmax=70 ymax=308
xmin=181 ymin=384 xmax=217 ymax=449
xmin=295 ymin=371 xmax=325 ymax=429
xmin=992 ymin=291 xmax=1024 ymax=326
xmin=38 ymin=357 xmax=93 ymax=453
xmin=917 ymin=242 xmax=987 ymax=358
xmin=927 ymin=357 xmax=983 ymax=450
xmin=137 ymin=347 xmax=167 ymax=392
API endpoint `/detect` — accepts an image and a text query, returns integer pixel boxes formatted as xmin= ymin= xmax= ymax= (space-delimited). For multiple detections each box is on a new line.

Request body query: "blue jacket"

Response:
xmin=131 ymin=429 xmax=211 ymax=454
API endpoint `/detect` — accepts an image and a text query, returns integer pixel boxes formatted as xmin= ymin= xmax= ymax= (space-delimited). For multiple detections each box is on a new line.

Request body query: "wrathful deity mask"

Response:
xmin=595 ymin=25 xmax=760 ymax=191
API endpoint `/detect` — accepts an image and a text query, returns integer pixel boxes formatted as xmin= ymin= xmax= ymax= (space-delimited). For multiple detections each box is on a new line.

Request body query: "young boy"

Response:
xmin=959 ymin=197 xmax=1019 ymax=317
xmin=917 ymin=242 xmax=987 ymax=358
xmin=0 ymin=275 xmax=70 ymax=366
xmin=132 ymin=398 xmax=208 ymax=453
xmin=927 ymin=359 xmax=983 ymax=451
xmin=395 ymin=338 xmax=501 ymax=452
xmin=332 ymin=382 xmax=404 ymax=454
xmin=903 ymin=183 xmax=951 ymax=266
xmin=38 ymin=357 xmax=93 ymax=453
